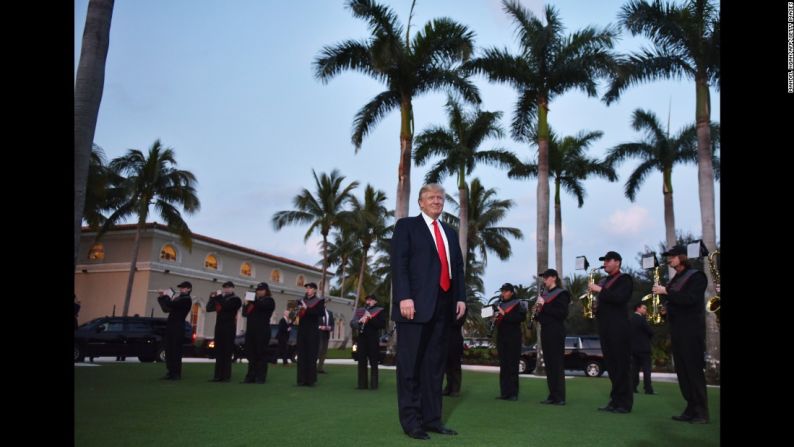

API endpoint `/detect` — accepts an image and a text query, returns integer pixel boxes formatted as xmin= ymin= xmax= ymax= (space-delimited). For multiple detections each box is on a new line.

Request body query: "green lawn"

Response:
xmin=75 ymin=363 xmax=719 ymax=446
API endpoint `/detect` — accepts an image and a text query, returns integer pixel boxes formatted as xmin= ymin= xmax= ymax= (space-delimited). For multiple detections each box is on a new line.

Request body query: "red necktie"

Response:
xmin=432 ymin=220 xmax=451 ymax=291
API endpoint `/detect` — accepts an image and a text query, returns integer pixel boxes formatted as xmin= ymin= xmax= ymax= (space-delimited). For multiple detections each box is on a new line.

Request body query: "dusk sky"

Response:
xmin=75 ymin=0 xmax=720 ymax=299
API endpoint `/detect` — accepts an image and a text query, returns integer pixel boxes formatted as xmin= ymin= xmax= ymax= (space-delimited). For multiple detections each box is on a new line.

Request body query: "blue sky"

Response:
xmin=75 ymin=0 xmax=720 ymax=298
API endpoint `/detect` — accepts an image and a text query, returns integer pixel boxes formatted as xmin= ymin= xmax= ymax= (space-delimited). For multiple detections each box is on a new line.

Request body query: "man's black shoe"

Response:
xmin=423 ymin=425 xmax=457 ymax=435
xmin=540 ymin=399 xmax=555 ymax=404
xmin=612 ymin=407 xmax=630 ymax=414
xmin=405 ymin=428 xmax=430 ymax=440
xmin=552 ymin=400 xmax=566 ymax=405
xmin=689 ymin=417 xmax=709 ymax=424
xmin=504 ymin=396 xmax=517 ymax=401
xmin=598 ymin=405 xmax=615 ymax=412
xmin=672 ymin=414 xmax=693 ymax=422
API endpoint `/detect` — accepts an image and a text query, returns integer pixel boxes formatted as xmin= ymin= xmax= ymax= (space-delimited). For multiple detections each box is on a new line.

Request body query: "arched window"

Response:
xmin=88 ymin=243 xmax=104 ymax=261
xmin=270 ymin=269 xmax=282 ymax=284
xmin=240 ymin=262 xmax=253 ymax=277
xmin=160 ymin=244 xmax=177 ymax=261
xmin=204 ymin=254 xmax=218 ymax=270
xmin=296 ymin=274 xmax=305 ymax=287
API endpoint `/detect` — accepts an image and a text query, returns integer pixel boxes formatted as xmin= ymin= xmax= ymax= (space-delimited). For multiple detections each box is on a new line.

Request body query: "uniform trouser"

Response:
xmin=245 ymin=334 xmax=271 ymax=382
xmin=598 ymin=320 xmax=633 ymax=410
xmin=358 ymin=351 xmax=379 ymax=388
xmin=498 ymin=341 xmax=520 ymax=398
xmin=396 ymin=288 xmax=451 ymax=433
xmin=671 ymin=325 xmax=708 ymax=419
xmin=213 ymin=330 xmax=235 ymax=380
xmin=277 ymin=338 xmax=290 ymax=363
xmin=297 ymin=330 xmax=320 ymax=385
xmin=631 ymin=352 xmax=654 ymax=392
xmin=165 ymin=331 xmax=184 ymax=377
xmin=317 ymin=331 xmax=330 ymax=370
xmin=541 ymin=325 xmax=565 ymax=402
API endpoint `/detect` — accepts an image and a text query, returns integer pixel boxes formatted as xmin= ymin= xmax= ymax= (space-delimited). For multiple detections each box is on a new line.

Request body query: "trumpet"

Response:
xmin=705 ymin=250 xmax=720 ymax=326
xmin=641 ymin=266 xmax=663 ymax=324
xmin=578 ymin=267 xmax=602 ymax=319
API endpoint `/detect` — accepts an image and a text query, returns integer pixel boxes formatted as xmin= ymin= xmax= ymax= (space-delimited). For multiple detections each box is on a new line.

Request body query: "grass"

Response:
xmin=76 ymin=362 xmax=719 ymax=446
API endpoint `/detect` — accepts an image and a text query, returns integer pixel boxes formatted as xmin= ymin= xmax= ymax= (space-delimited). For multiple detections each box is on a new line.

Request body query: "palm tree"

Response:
xmin=442 ymin=178 xmax=523 ymax=267
xmin=603 ymin=0 xmax=720 ymax=381
xmin=605 ymin=109 xmax=719 ymax=277
xmin=414 ymin=96 xmax=519 ymax=267
xmin=98 ymin=140 xmax=200 ymax=316
xmin=272 ymin=169 xmax=358 ymax=295
xmin=466 ymin=0 xmax=617 ymax=276
xmin=325 ymin=226 xmax=360 ymax=300
xmin=75 ymin=0 xmax=115 ymax=266
xmin=348 ymin=185 xmax=392 ymax=305
xmin=83 ymin=144 xmax=125 ymax=230
xmin=314 ymin=0 xmax=480 ymax=219
xmin=509 ymin=129 xmax=617 ymax=277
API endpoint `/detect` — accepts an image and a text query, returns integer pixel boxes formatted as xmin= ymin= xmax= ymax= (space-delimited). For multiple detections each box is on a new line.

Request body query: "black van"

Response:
xmin=74 ymin=316 xmax=192 ymax=363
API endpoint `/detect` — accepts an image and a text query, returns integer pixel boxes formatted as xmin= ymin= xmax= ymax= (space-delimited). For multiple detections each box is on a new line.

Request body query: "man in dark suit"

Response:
xmin=589 ymin=251 xmax=634 ymax=414
xmin=630 ymin=303 xmax=655 ymax=394
xmin=391 ymin=183 xmax=466 ymax=441
xmin=653 ymin=244 xmax=709 ymax=424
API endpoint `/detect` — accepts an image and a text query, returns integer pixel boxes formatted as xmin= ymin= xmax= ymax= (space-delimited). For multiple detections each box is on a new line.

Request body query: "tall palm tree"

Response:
xmin=98 ymin=140 xmax=200 ymax=316
xmin=83 ymin=144 xmax=125 ymax=230
xmin=509 ymin=129 xmax=617 ymax=277
xmin=605 ymin=109 xmax=719 ymax=276
xmin=324 ymin=225 xmax=360 ymax=300
xmin=466 ymin=0 xmax=617 ymax=276
xmin=272 ymin=169 xmax=359 ymax=295
xmin=442 ymin=178 xmax=524 ymax=267
xmin=603 ymin=0 xmax=720 ymax=381
xmin=75 ymin=0 xmax=115 ymax=266
xmin=414 ymin=95 xmax=518 ymax=267
xmin=314 ymin=0 xmax=480 ymax=219
xmin=348 ymin=185 xmax=392 ymax=305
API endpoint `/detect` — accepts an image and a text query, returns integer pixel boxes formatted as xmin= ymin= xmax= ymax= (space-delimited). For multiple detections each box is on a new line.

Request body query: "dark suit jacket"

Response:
xmin=391 ymin=214 xmax=465 ymax=323
xmin=630 ymin=312 xmax=654 ymax=354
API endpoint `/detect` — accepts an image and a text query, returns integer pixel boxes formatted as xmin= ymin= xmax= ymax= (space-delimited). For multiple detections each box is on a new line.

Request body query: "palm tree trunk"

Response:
xmin=695 ymin=76 xmax=719 ymax=384
xmin=74 ymin=0 xmax=114 ymax=266
xmin=458 ymin=174 xmax=469 ymax=269
xmin=122 ymin=220 xmax=144 ymax=317
xmin=554 ymin=179 xmax=563 ymax=278
xmin=355 ymin=246 xmax=370 ymax=307
xmin=340 ymin=257 xmax=348 ymax=299
xmin=396 ymin=97 xmax=413 ymax=220
xmin=320 ymin=234 xmax=329 ymax=297
xmin=663 ymin=171 xmax=676 ymax=278
xmin=536 ymin=100 xmax=551 ymax=273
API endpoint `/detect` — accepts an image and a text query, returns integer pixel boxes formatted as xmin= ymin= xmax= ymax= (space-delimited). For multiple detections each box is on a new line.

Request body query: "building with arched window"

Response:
xmin=76 ymin=223 xmax=352 ymax=346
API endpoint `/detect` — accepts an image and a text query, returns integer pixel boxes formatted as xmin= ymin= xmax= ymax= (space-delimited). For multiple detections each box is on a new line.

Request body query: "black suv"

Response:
xmin=519 ymin=335 xmax=606 ymax=377
xmin=74 ymin=316 xmax=192 ymax=363
xmin=203 ymin=325 xmax=297 ymax=363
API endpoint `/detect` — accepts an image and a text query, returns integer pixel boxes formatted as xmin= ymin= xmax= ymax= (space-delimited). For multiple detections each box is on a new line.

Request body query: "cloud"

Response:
xmin=601 ymin=206 xmax=653 ymax=236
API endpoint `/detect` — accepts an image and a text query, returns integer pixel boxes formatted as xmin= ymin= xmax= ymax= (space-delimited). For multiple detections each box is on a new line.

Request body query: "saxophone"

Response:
xmin=705 ymin=250 xmax=720 ymax=326
xmin=578 ymin=267 xmax=601 ymax=319
xmin=641 ymin=266 xmax=663 ymax=324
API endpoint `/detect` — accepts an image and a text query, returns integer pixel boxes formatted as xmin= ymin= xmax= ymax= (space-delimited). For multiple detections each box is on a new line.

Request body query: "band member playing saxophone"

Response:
xmin=350 ymin=294 xmax=386 ymax=390
xmin=653 ymin=245 xmax=709 ymax=424
xmin=537 ymin=269 xmax=570 ymax=405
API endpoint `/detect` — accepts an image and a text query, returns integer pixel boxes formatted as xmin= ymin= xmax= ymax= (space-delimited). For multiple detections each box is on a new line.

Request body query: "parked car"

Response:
xmin=351 ymin=330 xmax=392 ymax=363
xmin=74 ymin=316 xmax=193 ymax=363
xmin=202 ymin=325 xmax=297 ymax=362
xmin=519 ymin=335 xmax=606 ymax=377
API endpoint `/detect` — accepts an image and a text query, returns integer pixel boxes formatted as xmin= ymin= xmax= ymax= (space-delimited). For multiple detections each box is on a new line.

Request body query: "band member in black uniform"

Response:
xmin=653 ymin=245 xmax=709 ymax=424
xmin=443 ymin=305 xmax=467 ymax=397
xmin=537 ymin=269 xmax=570 ymax=405
xmin=350 ymin=294 xmax=386 ymax=389
xmin=494 ymin=283 xmax=527 ymax=401
xmin=275 ymin=310 xmax=293 ymax=365
xmin=242 ymin=282 xmax=275 ymax=384
xmin=296 ymin=282 xmax=324 ymax=386
xmin=206 ymin=281 xmax=242 ymax=382
xmin=630 ymin=303 xmax=655 ymax=394
xmin=157 ymin=281 xmax=193 ymax=380
xmin=589 ymin=251 xmax=633 ymax=413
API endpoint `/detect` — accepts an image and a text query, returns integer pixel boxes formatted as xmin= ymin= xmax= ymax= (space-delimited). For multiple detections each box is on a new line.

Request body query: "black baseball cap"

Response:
xmin=598 ymin=251 xmax=622 ymax=261
xmin=500 ymin=283 xmax=515 ymax=292
xmin=539 ymin=269 xmax=558 ymax=278
xmin=365 ymin=294 xmax=378 ymax=303
xmin=222 ymin=281 xmax=235 ymax=288
xmin=662 ymin=245 xmax=687 ymax=256
xmin=255 ymin=282 xmax=270 ymax=291
xmin=176 ymin=281 xmax=192 ymax=288
xmin=305 ymin=282 xmax=318 ymax=289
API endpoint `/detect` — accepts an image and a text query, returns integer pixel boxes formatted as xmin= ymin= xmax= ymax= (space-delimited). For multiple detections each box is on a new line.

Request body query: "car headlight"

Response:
xmin=208 ymin=340 xmax=215 ymax=349
xmin=352 ymin=344 xmax=357 ymax=352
